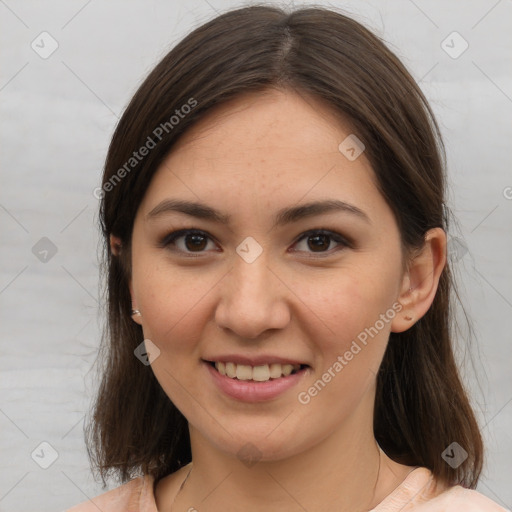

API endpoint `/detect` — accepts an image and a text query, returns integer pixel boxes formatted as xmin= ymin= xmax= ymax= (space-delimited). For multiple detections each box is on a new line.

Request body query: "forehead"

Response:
xmin=139 ymin=88 xmax=387 ymax=226
xmin=170 ymin=88 xmax=357 ymax=165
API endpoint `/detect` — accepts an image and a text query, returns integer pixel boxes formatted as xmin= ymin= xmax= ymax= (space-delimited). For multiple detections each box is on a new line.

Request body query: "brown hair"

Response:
xmin=85 ymin=4 xmax=483 ymax=490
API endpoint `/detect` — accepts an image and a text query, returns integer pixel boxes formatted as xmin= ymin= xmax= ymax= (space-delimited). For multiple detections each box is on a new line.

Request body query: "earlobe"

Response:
xmin=109 ymin=234 xmax=142 ymax=325
xmin=130 ymin=289 xmax=143 ymax=326
xmin=130 ymin=307 xmax=143 ymax=325
xmin=127 ymin=281 xmax=143 ymax=325
xmin=391 ymin=227 xmax=447 ymax=333
xmin=110 ymin=234 xmax=122 ymax=256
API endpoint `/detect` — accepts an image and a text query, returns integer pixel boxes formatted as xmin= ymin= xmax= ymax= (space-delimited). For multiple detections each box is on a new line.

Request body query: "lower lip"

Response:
xmin=204 ymin=362 xmax=309 ymax=402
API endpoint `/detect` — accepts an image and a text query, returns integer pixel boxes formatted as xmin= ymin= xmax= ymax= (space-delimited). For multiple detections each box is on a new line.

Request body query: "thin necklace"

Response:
xmin=366 ymin=447 xmax=382 ymax=512
xmin=169 ymin=448 xmax=382 ymax=512
xmin=169 ymin=464 xmax=193 ymax=512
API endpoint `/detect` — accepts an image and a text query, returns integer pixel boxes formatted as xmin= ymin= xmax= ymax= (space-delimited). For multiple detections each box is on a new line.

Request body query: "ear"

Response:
xmin=110 ymin=234 xmax=122 ymax=256
xmin=109 ymin=234 xmax=143 ymax=326
xmin=391 ymin=227 xmax=447 ymax=333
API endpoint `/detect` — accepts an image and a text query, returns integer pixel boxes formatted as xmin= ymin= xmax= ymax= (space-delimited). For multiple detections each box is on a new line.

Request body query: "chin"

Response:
xmin=196 ymin=422 xmax=315 ymax=465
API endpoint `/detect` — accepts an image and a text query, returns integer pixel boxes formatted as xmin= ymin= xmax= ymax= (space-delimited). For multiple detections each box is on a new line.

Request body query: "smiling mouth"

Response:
xmin=206 ymin=361 xmax=308 ymax=382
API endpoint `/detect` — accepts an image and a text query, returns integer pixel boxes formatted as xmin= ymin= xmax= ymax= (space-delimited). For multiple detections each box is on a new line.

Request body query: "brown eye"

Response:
xmin=292 ymin=229 xmax=351 ymax=255
xmin=307 ymin=234 xmax=331 ymax=252
xmin=160 ymin=228 xmax=351 ymax=258
xmin=160 ymin=229 xmax=217 ymax=254
xmin=183 ymin=233 xmax=208 ymax=251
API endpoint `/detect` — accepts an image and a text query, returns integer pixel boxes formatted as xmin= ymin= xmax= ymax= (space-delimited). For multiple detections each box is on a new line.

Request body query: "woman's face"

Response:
xmin=129 ymin=89 xmax=408 ymax=461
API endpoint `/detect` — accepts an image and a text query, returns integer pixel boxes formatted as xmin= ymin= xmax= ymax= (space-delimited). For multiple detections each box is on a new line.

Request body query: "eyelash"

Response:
xmin=158 ymin=228 xmax=353 ymax=258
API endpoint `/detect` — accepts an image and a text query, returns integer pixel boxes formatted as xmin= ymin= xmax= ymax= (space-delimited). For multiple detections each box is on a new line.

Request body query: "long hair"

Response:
xmin=85 ymin=4 xmax=483 ymax=489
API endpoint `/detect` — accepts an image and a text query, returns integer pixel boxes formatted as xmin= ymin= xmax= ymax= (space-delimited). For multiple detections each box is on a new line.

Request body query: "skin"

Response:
xmin=111 ymin=88 xmax=446 ymax=512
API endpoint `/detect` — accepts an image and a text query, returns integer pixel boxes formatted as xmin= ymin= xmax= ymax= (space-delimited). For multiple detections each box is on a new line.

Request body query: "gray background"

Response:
xmin=0 ymin=0 xmax=511 ymax=510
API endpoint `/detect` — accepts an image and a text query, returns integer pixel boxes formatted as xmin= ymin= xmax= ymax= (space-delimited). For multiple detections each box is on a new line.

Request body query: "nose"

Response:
xmin=214 ymin=252 xmax=291 ymax=340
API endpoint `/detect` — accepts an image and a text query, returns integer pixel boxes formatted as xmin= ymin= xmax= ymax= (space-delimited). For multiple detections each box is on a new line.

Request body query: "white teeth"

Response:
xmin=225 ymin=362 xmax=236 ymax=378
xmin=236 ymin=364 xmax=252 ymax=381
xmin=282 ymin=364 xmax=293 ymax=377
xmin=252 ymin=365 xmax=270 ymax=381
xmin=269 ymin=363 xmax=282 ymax=379
xmin=213 ymin=361 xmax=302 ymax=381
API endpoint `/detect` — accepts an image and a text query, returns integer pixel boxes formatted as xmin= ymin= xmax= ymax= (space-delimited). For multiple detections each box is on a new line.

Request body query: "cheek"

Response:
xmin=134 ymin=261 xmax=217 ymax=347
xmin=295 ymin=282 xmax=394 ymax=425
xmin=297 ymin=266 xmax=398 ymax=386
xmin=294 ymin=267 xmax=394 ymax=344
xmin=133 ymin=265 xmax=214 ymax=415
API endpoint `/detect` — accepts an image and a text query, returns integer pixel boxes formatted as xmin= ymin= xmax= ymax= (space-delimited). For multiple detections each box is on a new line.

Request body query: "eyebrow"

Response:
xmin=146 ymin=198 xmax=371 ymax=228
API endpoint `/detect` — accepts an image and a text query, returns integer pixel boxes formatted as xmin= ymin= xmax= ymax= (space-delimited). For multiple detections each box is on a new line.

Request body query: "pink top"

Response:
xmin=66 ymin=467 xmax=508 ymax=512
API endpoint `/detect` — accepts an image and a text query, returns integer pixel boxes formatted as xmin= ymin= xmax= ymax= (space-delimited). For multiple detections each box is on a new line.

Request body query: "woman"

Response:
xmin=68 ymin=4 xmax=507 ymax=511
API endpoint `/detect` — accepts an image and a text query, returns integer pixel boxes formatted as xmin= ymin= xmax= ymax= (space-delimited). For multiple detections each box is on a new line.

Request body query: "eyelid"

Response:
xmin=293 ymin=229 xmax=353 ymax=249
xmin=158 ymin=228 xmax=219 ymax=252
xmin=158 ymin=227 xmax=353 ymax=256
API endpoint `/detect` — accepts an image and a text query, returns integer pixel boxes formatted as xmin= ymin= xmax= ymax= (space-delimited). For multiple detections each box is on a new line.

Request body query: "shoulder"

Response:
xmin=416 ymin=485 xmax=509 ymax=512
xmin=65 ymin=474 xmax=157 ymax=512
xmin=373 ymin=467 xmax=508 ymax=512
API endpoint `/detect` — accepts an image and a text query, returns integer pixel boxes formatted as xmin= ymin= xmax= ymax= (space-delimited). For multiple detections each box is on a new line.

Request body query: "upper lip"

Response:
xmin=203 ymin=354 xmax=309 ymax=367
